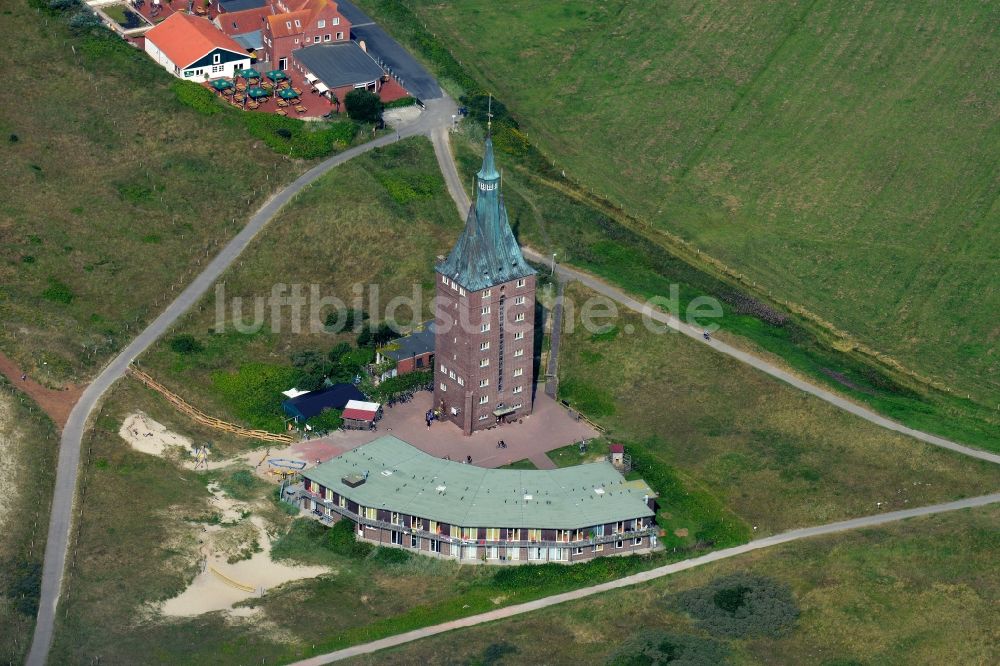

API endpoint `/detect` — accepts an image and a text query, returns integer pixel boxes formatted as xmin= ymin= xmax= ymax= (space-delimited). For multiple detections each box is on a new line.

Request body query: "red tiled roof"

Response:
xmin=146 ymin=12 xmax=248 ymax=67
xmin=216 ymin=6 xmax=272 ymax=36
xmin=610 ymin=444 xmax=624 ymax=453
xmin=342 ymin=407 xmax=377 ymax=421
xmin=266 ymin=9 xmax=310 ymax=37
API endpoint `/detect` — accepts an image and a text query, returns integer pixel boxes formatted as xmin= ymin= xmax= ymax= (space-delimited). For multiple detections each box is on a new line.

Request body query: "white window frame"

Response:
xmin=480 ymin=358 xmax=490 ymax=368
xmin=317 ymin=19 xmax=326 ymax=28
xmin=515 ymin=313 xmax=525 ymax=322
xmin=439 ymin=382 xmax=447 ymax=392
xmin=479 ymin=379 xmax=489 ymax=388
xmin=512 ymin=386 xmax=522 ymax=394
xmin=482 ymin=306 xmax=490 ymax=315
xmin=514 ymin=349 xmax=524 ymax=357
xmin=480 ymin=341 xmax=490 ymax=351
xmin=481 ymin=323 xmax=490 ymax=333
xmin=516 ymin=279 xmax=526 ymax=288
xmin=478 ymin=394 xmax=489 ymax=405
xmin=482 ymin=289 xmax=492 ymax=298
xmin=513 ymin=368 xmax=524 ymax=377
xmin=332 ymin=17 xmax=340 ymax=25
xmin=514 ymin=331 xmax=524 ymax=340
xmin=514 ymin=296 xmax=525 ymax=305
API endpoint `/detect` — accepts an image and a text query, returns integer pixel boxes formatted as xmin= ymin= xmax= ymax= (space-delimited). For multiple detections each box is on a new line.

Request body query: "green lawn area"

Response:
xmin=138 ymin=136 xmax=461 ymax=430
xmin=352 ymin=504 xmax=1000 ymax=665
xmin=401 ymin=0 xmax=1000 ymax=410
xmin=499 ymin=458 xmax=538 ymax=470
xmin=0 ymin=3 xmax=360 ymax=388
xmin=555 ymin=283 xmax=1000 ymax=535
xmin=0 ymin=381 xmax=59 ymax=665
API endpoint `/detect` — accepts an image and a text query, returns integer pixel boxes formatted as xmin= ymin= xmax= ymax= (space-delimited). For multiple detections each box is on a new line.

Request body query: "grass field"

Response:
xmin=353 ymin=504 xmax=1000 ymax=665
xmin=403 ymin=0 xmax=1000 ymax=409
xmin=0 ymin=381 xmax=59 ymax=665
xmin=555 ymin=283 xmax=1000 ymax=534
xmin=0 ymin=3 xmax=361 ymax=387
xmin=137 ymin=136 xmax=462 ymax=430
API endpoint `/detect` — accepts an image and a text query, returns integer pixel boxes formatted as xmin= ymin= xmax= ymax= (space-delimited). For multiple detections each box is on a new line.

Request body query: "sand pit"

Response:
xmin=120 ymin=412 xmax=195 ymax=458
xmin=161 ymin=517 xmax=328 ymax=617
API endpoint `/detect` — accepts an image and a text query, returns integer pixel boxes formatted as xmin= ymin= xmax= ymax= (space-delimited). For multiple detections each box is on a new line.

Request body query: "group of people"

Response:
xmin=496 ymin=440 xmax=507 ymax=449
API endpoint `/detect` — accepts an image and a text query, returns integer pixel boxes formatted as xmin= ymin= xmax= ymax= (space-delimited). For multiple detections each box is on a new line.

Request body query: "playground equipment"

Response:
xmin=268 ymin=458 xmax=306 ymax=470
xmin=192 ymin=444 xmax=210 ymax=470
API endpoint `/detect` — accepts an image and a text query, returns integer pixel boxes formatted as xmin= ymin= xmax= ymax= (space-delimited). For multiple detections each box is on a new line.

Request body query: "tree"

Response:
xmin=344 ymin=89 xmax=383 ymax=124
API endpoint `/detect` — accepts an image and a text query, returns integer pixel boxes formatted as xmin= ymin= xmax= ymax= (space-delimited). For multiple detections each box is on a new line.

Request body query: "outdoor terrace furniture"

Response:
xmin=248 ymin=101 xmax=259 ymax=110
xmin=234 ymin=94 xmax=246 ymax=102
xmin=222 ymin=88 xmax=234 ymax=96
xmin=277 ymin=100 xmax=289 ymax=107
xmin=261 ymin=81 xmax=273 ymax=90
xmin=292 ymin=87 xmax=302 ymax=95
xmin=276 ymin=109 xmax=287 ymax=116
xmin=295 ymin=105 xmax=307 ymax=114
xmin=236 ymin=83 xmax=246 ymax=91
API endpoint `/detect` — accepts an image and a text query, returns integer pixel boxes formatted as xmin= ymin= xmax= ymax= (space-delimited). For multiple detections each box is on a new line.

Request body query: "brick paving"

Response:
xmin=299 ymin=388 xmax=597 ymax=469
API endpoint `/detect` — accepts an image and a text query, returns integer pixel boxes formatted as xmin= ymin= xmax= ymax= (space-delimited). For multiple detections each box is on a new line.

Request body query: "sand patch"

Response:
xmin=120 ymin=412 xmax=194 ymax=458
xmin=0 ymin=397 xmax=19 ymax=530
xmin=161 ymin=517 xmax=328 ymax=617
xmin=383 ymin=105 xmax=422 ymax=127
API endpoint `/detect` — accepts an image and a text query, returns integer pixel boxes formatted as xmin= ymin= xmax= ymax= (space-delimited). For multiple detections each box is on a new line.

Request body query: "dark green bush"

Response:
xmin=371 ymin=547 xmax=411 ymax=565
xmin=605 ymin=629 xmax=727 ymax=666
xmin=384 ymin=96 xmax=418 ymax=109
xmin=344 ymin=89 xmax=383 ymax=123
xmin=42 ymin=277 xmax=74 ymax=304
xmin=169 ymin=334 xmax=204 ymax=354
xmin=481 ymin=641 xmax=518 ymax=665
xmin=673 ymin=573 xmax=799 ymax=638
xmin=327 ymin=518 xmax=373 ymax=558
xmin=307 ymin=408 xmax=343 ymax=432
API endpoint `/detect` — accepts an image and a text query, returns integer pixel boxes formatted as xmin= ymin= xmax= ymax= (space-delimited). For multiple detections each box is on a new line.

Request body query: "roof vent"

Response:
xmin=523 ymin=494 xmax=533 ymax=501
xmin=381 ymin=470 xmax=393 ymax=477
xmin=594 ymin=488 xmax=605 ymax=495
xmin=436 ymin=485 xmax=446 ymax=493
xmin=342 ymin=474 xmax=365 ymax=488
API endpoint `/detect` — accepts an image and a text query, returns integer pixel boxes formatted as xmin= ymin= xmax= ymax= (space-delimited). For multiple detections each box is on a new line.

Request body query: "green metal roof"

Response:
xmin=302 ymin=436 xmax=655 ymax=530
xmin=436 ymin=137 xmax=535 ymax=292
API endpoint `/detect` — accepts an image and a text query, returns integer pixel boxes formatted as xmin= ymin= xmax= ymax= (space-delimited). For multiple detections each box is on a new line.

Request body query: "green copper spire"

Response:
xmin=437 ymin=135 xmax=535 ymax=292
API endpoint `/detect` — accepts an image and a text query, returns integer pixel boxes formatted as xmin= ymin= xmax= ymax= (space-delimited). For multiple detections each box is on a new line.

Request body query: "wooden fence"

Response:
xmin=127 ymin=366 xmax=294 ymax=444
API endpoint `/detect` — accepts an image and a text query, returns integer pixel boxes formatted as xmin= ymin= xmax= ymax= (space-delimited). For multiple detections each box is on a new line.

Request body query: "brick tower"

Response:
xmin=433 ymin=133 xmax=536 ymax=435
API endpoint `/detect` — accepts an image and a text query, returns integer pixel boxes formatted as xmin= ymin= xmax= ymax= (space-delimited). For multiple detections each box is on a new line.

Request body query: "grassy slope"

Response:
xmin=408 ymin=0 xmax=1000 ymax=406
xmin=138 ymin=137 xmax=461 ymax=426
xmin=48 ymin=377 xmax=495 ymax=665
xmin=354 ymin=505 xmax=1000 ymax=666
xmin=557 ymin=283 xmax=1000 ymax=534
xmin=0 ymin=381 xmax=59 ymax=665
xmin=0 ymin=4 xmax=303 ymax=385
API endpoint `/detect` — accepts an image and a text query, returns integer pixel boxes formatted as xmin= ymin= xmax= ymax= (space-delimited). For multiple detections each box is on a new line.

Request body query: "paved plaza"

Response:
xmin=282 ymin=387 xmax=598 ymax=470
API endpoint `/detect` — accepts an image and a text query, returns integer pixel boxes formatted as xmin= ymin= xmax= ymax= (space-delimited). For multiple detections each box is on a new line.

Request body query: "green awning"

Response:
xmin=247 ymin=87 xmax=270 ymax=99
xmin=492 ymin=405 xmax=517 ymax=417
xmin=266 ymin=70 xmax=288 ymax=81
xmin=278 ymin=87 xmax=299 ymax=100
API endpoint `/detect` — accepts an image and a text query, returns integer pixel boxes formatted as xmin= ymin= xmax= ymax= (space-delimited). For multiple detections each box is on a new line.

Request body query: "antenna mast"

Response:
xmin=487 ymin=93 xmax=493 ymax=135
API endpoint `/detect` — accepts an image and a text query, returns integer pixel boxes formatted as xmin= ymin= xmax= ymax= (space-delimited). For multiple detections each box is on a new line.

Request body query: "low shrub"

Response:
xmin=241 ymin=114 xmax=356 ymax=159
xmin=210 ymin=363 xmax=299 ymax=431
xmin=171 ymin=80 xmax=221 ymax=116
xmin=605 ymin=629 xmax=727 ymax=666
xmin=673 ymin=573 xmax=799 ymax=638
xmin=169 ymin=334 xmax=204 ymax=354
xmin=481 ymin=641 xmax=518 ymax=665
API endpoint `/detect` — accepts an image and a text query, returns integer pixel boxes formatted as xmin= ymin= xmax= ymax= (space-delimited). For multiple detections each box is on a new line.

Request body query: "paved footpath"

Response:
xmin=290 ymin=492 xmax=1000 ymax=664
xmin=427 ymin=127 xmax=1000 ymax=466
xmin=26 ymin=98 xmax=458 ymax=666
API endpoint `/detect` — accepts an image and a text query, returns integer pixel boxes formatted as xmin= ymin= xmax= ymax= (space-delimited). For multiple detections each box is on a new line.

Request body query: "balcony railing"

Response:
xmin=297 ymin=487 xmax=658 ymax=548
